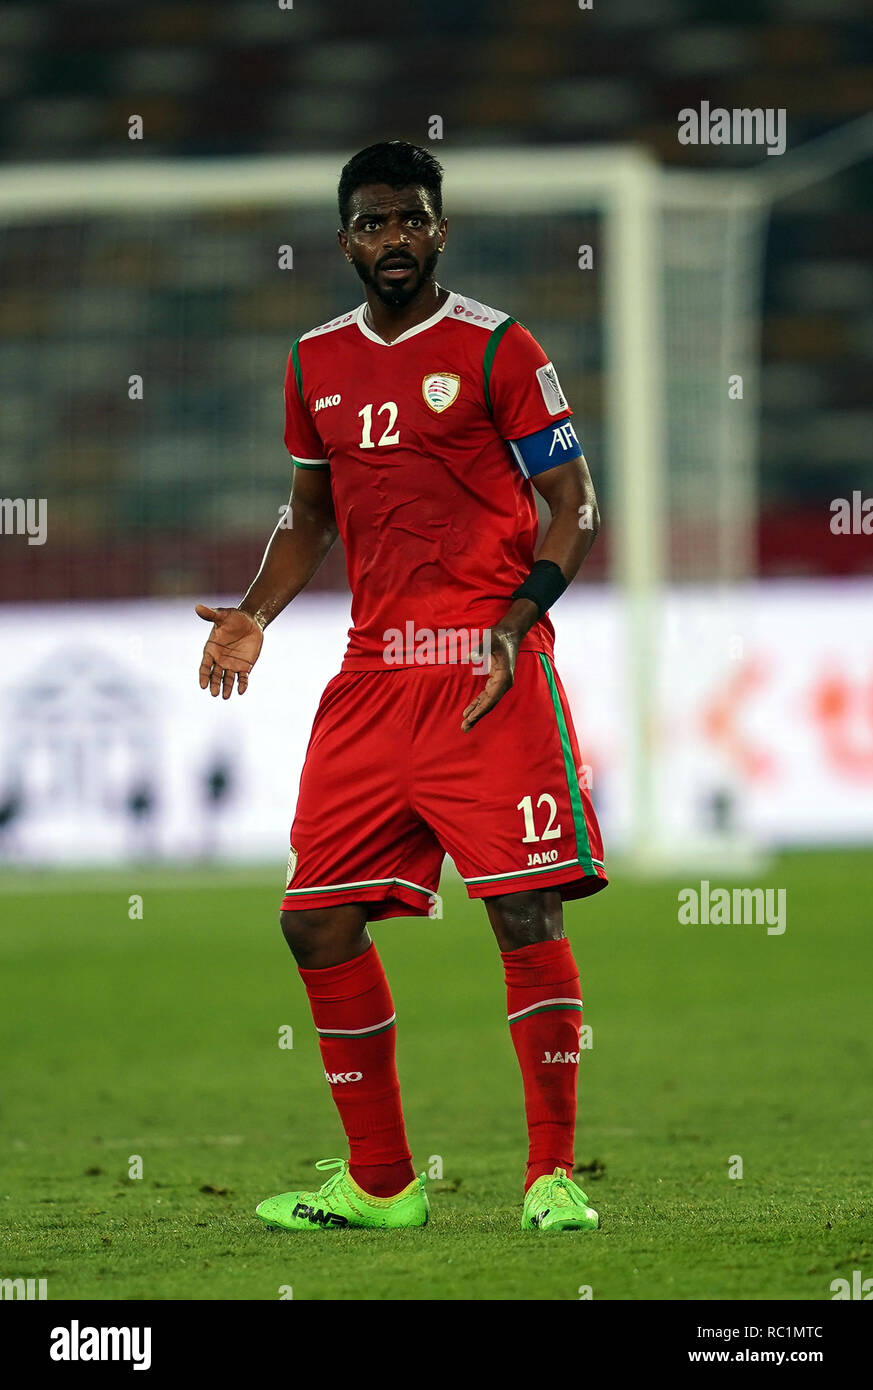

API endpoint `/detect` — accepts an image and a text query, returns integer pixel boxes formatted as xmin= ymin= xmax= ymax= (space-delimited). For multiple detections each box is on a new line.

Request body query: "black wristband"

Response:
xmin=510 ymin=560 xmax=568 ymax=619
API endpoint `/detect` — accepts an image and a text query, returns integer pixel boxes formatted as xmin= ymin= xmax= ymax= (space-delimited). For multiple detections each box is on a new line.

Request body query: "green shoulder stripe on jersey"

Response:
xmin=290 ymin=338 xmax=304 ymax=401
xmin=538 ymin=653 xmax=595 ymax=877
xmin=482 ymin=317 xmax=517 ymax=415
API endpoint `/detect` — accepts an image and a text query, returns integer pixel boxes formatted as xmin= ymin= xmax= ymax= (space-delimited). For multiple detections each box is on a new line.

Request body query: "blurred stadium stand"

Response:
xmin=0 ymin=0 xmax=871 ymax=599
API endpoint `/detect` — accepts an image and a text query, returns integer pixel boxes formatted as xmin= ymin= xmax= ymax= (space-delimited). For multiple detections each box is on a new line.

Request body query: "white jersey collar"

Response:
xmin=356 ymin=288 xmax=457 ymax=346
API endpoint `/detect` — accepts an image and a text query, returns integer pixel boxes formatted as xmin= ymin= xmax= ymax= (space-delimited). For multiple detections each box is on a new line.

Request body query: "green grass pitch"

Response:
xmin=1 ymin=850 xmax=869 ymax=1301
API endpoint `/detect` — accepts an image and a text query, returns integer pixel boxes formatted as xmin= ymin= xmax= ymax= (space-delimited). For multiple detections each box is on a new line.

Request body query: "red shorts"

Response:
xmin=281 ymin=652 xmax=607 ymax=921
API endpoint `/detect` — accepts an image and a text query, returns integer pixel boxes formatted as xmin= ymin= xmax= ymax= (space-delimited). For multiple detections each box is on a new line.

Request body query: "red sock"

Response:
xmin=298 ymin=943 xmax=415 ymax=1198
xmin=502 ymin=938 xmax=583 ymax=1192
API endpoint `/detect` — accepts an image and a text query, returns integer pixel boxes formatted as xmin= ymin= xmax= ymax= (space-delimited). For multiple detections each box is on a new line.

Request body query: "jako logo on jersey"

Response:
xmin=290 ymin=1203 xmax=349 ymax=1228
xmin=542 ymin=1051 xmax=580 ymax=1064
xmin=527 ymin=848 xmax=559 ymax=866
xmin=422 ymin=373 xmax=461 ymax=413
xmin=536 ymin=361 xmax=568 ymax=415
xmin=314 ymin=394 xmax=341 ymax=412
xmin=324 ymin=1070 xmax=363 ymax=1084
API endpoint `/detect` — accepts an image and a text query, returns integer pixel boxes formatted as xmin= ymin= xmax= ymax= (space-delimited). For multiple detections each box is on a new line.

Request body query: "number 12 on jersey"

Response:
xmin=358 ymin=401 xmax=400 ymax=449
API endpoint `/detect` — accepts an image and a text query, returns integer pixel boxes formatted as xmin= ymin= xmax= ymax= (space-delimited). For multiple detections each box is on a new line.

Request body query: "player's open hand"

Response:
xmin=196 ymin=604 xmax=264 ymax=699
xmin=460 ymin=626 xmax=520 ymax=732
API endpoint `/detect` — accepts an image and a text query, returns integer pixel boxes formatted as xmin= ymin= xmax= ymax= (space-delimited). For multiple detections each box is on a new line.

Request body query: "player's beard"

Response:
xmin=351 ymin=247 xmax=441 ymax=308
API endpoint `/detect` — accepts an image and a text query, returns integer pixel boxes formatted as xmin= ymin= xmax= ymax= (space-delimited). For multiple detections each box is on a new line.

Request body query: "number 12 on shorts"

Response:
xmin=517 ymin=792 xmax=561 ymax=844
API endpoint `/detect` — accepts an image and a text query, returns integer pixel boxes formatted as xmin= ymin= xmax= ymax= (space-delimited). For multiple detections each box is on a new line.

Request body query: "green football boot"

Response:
xmin=255 ymin=1158 xmax=429 ymax=1231
xmin=522 ymin=1168 xmax=600 ymax=1232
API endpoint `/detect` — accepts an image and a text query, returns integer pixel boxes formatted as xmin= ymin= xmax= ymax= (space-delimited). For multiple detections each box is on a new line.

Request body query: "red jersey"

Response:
xmin=283 ymin=288 xmax=581 ymax=671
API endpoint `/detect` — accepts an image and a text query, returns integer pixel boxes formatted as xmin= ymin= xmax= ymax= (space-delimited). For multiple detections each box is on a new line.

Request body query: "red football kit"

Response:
xmin=281 ymin=289 xmax=607 ymax=918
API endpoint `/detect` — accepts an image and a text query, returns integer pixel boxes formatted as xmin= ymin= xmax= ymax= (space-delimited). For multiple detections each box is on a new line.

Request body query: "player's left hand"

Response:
xmin=460 ymin=626 xmax=520 ymax=732
xmin=196 ymin=603 xmax=264 ymax=699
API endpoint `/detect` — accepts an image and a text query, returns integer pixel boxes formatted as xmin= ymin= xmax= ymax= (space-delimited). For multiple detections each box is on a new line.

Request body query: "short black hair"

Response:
xmin=338 ymin=141 xmax=444 ymax=227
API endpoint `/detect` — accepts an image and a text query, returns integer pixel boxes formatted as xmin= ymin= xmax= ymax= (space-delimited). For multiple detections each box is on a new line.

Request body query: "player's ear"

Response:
xmin=438 ymin=217 xmax=448 ymax=250
xmin=337 ymin=227 xmax=350 ymax=259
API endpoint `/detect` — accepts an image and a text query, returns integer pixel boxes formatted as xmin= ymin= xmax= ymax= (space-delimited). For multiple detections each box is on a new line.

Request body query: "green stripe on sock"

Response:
xmin=508 ymin=1002 xmax=584 ymax=1026
xmin=538 ymin=653 xmax=595 ymax=876
xmin=317 ymin=1021 xmax=397 ymax=1040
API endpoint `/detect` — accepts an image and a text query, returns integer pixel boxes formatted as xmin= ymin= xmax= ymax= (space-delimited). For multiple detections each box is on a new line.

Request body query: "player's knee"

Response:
xmin=279 ymin=905 xmax=368 ymax=966
xmin=485 ymin=888 xmax=564 ymax=950
xmin=280 ymin=908 xmax=320 ymax=953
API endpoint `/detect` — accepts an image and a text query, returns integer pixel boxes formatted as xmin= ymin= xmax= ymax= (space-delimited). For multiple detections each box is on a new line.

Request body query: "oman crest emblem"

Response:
xmin=422 ymin=373 xmax=461 ymax=413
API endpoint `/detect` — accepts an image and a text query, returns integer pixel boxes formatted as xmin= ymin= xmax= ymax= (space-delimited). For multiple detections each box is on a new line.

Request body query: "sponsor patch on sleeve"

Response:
xmin=535 ymin=361 xmax=569 ymax=415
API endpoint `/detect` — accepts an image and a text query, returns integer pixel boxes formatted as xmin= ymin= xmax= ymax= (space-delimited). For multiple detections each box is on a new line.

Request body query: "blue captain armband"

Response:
xmin=507 ymin=418 xmax=583 ymax=479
